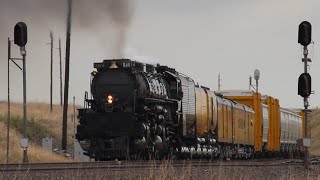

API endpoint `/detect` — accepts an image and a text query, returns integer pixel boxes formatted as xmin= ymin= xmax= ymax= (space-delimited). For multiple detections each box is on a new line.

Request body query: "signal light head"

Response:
xmin=298 ymin=73 xmax=311 ymax=97
xmin=14 ymin=22 xmax=28 ymax=47
xmin=298 ymin=21 xmax=312 ymax=46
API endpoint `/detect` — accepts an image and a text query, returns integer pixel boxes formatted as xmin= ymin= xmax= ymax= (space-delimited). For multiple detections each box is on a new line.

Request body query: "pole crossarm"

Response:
xmin=302 ymin=58 xmax=312 ymax=63
xmin=10 ymin=59 xmax=23 ymax=71
xmin=10 ymin=58 xmax=23 ymax=60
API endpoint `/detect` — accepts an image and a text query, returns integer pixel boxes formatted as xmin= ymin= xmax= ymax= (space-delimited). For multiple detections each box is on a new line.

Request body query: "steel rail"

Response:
xmin=0 ymin=160 xmax=311 ymax=173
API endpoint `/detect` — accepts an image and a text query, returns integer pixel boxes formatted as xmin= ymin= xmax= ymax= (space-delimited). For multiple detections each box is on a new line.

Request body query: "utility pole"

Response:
xmin=297 ymin=21 xmax=312 ymax=169
xmin=62 ymin=0 xmax=73 ymax=151
xmin=218 ymin=73 xmax=221 ymax=90
xmin=50 ymin=31 xmax=53 ymax=112
xmin=73 ymin=96 xmax=76 ymax=159
xmin=59 ymin=38 xmax=63 ymax=106
xmin=7 ymin=38 xmax=11 ymax=163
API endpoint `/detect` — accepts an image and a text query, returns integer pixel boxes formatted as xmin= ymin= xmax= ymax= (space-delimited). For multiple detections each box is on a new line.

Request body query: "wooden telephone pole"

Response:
xmin=59 ymin=38 xmax=63 ymax=106
xmin=62 ymin=0 xmax=72 ymax=151
xmin=50 ymin=31 xmax=53 ymax=112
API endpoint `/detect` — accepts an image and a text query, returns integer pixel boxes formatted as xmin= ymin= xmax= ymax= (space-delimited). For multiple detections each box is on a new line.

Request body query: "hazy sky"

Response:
xmin=0 ymin=0 xmax=319 ymax=108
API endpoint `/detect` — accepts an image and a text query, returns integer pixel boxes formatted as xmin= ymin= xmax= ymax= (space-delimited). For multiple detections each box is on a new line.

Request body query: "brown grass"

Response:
xmin=310 ymin=108 xmax=320 ymax=156
xmin=0 ymin=101 xmax=75 ymax=163
xmin=0 ymin=101 xmax=76 ymax=146
xmin=0 ymin=162 xmax=319 ymax=180
xmin=0 ymin=121 xmax=69 ymax=163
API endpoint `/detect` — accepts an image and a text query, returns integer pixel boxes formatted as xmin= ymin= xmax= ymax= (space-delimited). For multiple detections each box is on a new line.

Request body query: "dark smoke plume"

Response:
xmin=105 ymin=0 xmax=134 ymax=57
xmin=73 ymin=0 xmax=134 ymax=57
xmin=0 ymin=0 xmax=134 ymax=58
xmin=0 ymin=0 xmax=135 ymax=104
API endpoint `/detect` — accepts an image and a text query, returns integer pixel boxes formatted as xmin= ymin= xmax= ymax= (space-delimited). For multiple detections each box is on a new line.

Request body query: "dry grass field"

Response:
xmin=0 ymin=162 xmax=320 ymax=179
xmin=0 ymin=101 xmax=75 ymax=143
xmin=310 ymin=108 xmax=320 ymax=156
xmin=0 ymin=101 xmax=75 ymax=163
xmin=0 ymin=121 xmax=69 ymax=163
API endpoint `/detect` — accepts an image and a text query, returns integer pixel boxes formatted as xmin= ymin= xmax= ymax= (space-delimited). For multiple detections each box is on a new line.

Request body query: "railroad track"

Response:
xmin=310 ymin=157 xmax=320 ymax=164
xmin=1 ymin=157 xmax=317 ymax=172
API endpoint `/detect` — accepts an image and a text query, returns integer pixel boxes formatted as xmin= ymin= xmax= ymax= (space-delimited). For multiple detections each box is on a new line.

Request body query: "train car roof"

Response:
xmin=215 ymin=90 xmax=256 ymax=97
xmin=216 ymin=95 xmax=255 ymax=114
xmin=280 ymin=107 xmax=302 ymax=118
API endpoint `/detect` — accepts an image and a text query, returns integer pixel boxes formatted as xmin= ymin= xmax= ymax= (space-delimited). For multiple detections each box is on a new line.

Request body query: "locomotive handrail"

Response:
xmin=84 ymin=91 xmax=89 ymax=110
xmin=144 ymin=97 xmax=178 ymax=103
xmin=90 ymin=75 xmax=93 ymax=99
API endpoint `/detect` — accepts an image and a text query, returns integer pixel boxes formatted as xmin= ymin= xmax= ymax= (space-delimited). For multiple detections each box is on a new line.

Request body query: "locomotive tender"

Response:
xmin=76 ymin=59 xmax=303 ymax=160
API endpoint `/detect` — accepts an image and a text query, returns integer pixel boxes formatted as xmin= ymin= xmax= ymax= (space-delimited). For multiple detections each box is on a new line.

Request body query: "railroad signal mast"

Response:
xmin=298 ymin=21 xmax=312 ymax=169
xmin=13 ymin=22 xmax=29 ymax=163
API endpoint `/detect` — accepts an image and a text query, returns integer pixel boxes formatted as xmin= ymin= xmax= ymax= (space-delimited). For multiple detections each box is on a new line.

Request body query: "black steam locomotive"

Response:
xmin=77 ymin=59 xmax=183 ymax=160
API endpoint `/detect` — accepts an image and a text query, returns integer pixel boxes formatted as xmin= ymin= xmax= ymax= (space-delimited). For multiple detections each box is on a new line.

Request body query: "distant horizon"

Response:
xmin=2 ymin=97 xmax=319 ymax=110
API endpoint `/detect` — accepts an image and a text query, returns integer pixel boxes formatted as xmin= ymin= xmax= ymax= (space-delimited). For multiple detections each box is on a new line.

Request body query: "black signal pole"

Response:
xmin=21 ymin=45 xmax=28 ymax=163
xmin=62 ymin=0 xmax=72 ymax=151
xmin=298 ymin=21 xmax=312 ymax=169
xmin=13 ymin=22 xmax=29 ymax=163
xmin=302 ymin=45 xmax=311 ymax=169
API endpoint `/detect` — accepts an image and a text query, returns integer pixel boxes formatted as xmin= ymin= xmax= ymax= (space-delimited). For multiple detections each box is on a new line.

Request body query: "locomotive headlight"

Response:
xmin=105 ymin=95 xmax=114 ymax=112
xmin=107 ymin=95 xmax=113 ymax=104
xmin=91 ymin=68 xmax=98 ymax=76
